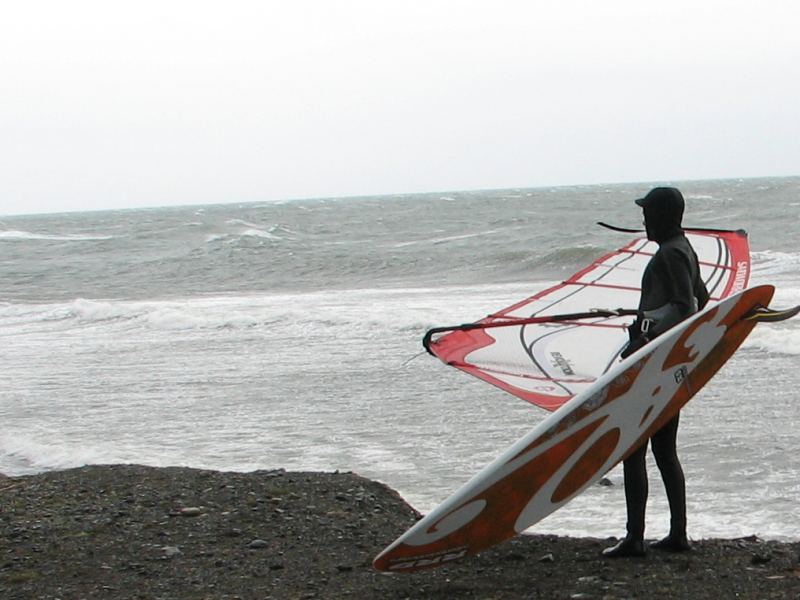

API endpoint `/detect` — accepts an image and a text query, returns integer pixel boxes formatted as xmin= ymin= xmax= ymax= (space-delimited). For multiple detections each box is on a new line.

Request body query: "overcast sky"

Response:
xmin=2 ymin=1 xmax=799 ymax=216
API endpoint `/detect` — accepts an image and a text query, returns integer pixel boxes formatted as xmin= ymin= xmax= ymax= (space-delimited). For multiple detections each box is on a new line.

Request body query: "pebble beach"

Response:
xmin=2 ymin=465 xmax=800 ymax=599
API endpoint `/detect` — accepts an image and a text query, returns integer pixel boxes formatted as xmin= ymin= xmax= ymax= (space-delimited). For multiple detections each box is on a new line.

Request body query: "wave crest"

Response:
xmin=752 ymin=250 xmax=800 ymax=277
xmin=0 ymin=229 xmax=113 ymax=242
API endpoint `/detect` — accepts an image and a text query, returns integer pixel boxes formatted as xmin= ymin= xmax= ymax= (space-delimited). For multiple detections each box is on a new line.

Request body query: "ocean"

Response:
xmin=2 ymin=177 xmax=799 ymax=542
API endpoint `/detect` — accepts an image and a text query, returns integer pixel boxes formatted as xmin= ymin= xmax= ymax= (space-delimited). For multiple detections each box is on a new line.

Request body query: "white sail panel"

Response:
xmin=425 ymin=229 xmax=751 ymax=411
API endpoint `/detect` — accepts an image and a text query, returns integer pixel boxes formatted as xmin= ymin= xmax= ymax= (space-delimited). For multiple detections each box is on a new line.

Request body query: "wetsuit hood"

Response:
xmin=635 ymin=187 xmax=685 ymax=243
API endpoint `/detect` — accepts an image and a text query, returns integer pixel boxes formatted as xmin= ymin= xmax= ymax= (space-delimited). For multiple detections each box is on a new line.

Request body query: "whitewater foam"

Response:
xmin=0 ymin=230 xmax=113 ymax=242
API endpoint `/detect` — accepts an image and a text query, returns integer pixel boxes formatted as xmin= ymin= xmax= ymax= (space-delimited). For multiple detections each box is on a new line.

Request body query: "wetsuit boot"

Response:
xmin=602 ymin=534 xmax=647 ymax=558
xmin=650 ymin=534 xmax=691 ymax=552
xmin=603 ymin=448 xmax=647 ymax=558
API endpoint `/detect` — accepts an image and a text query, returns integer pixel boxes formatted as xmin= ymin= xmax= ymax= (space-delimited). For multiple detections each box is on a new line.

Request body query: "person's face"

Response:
xmin=642 ymin=208 xmax=655 ymax=241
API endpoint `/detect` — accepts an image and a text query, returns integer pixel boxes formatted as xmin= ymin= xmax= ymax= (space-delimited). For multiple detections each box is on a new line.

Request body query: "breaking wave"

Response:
xmin=0 ymin=229 xmax=113 ymax=242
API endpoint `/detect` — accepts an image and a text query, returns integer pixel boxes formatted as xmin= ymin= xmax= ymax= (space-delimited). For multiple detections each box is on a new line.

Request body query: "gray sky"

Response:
xmin=2 ymin=0 xmax=799 ymax=216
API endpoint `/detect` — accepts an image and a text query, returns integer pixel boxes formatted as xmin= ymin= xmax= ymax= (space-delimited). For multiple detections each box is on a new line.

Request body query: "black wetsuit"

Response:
xmin=621 ymin=189 xmax=709 ymax=545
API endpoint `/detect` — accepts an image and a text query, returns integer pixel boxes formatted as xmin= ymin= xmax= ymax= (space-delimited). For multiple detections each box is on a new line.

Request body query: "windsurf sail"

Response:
xmin=424 ymin=227 xmax=751 ymax=411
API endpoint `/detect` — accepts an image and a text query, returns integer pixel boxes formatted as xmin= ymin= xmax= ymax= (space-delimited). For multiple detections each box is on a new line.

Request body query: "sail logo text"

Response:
xmin=732 ymin=261 xmax=749 ymax=292
xmin=550 ymin=352 xmax=575 ymax=376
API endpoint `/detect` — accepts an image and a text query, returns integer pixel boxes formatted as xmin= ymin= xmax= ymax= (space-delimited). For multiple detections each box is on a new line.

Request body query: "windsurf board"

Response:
xmin=374 ymin=285 xmax=782 ymax=572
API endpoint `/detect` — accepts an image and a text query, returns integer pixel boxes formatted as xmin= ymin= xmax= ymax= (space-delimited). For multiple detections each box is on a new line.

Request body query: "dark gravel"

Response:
xmin=2 ymin=465 xmax=800 ymax=599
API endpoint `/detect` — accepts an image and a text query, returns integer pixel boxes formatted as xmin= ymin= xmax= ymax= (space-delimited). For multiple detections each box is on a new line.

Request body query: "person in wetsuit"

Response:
xmin=602 ymin=187 xmax=710 ymax=558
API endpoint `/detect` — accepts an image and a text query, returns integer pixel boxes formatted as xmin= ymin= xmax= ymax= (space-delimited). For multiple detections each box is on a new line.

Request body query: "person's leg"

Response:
xmin=603 ymin=443 xmax=648 ymax=557
xmin=650 ymin=414 xmax=691 ymax=551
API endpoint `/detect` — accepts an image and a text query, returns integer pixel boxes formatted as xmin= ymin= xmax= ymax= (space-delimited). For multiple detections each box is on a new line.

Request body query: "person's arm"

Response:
xmin=620 ymin=248 xmax=696 ymax=358
xmin=658 ymin=246 xmax=697 ymax=322
xmin=695 ymin=272 xmax=710 ymax=310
